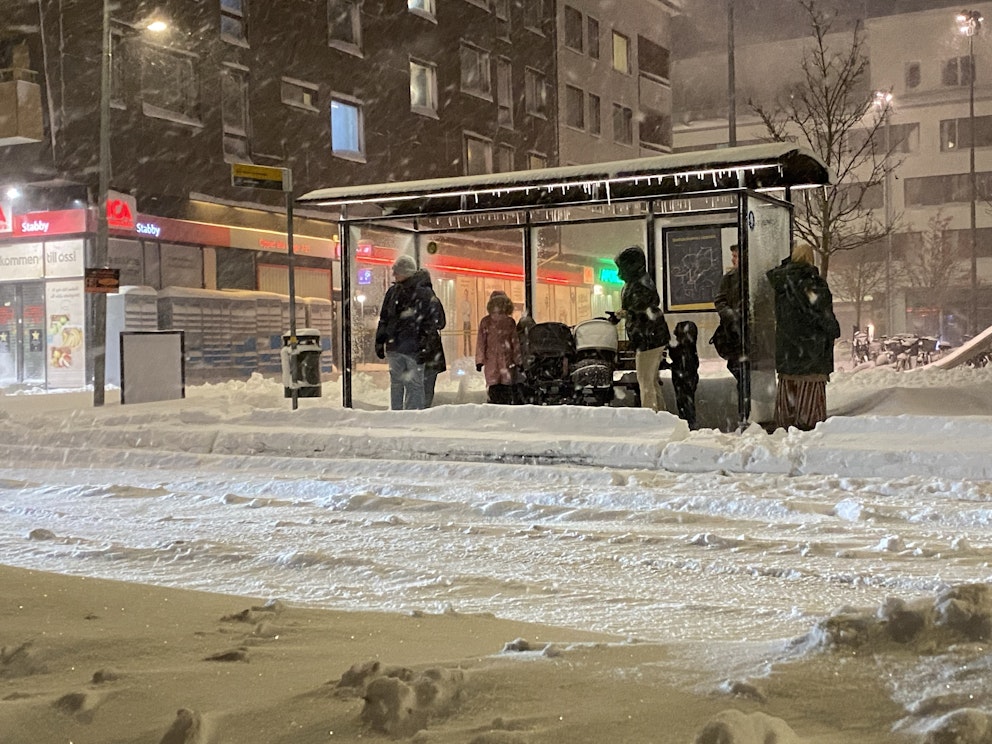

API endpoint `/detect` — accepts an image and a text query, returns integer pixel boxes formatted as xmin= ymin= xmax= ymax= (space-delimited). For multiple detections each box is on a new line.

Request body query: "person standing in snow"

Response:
xmin=413 ymin=268 xmax=446 ymax=408
xmin=375 ymin=254 xmax=432 ymax=410
xmin=475 ymin=290 xmax=521 ymax=405
xmin=711 ymin=243 xmax=744 ymax=383
xmin=766 ymin=244 xmax=841 ymax=431
xmin=611 ymin=245 xmax=671 ymax=412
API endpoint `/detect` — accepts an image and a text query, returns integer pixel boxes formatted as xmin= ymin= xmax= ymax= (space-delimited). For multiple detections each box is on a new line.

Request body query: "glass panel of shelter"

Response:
xmin=341 ymin=191 xmax=790 ymax=414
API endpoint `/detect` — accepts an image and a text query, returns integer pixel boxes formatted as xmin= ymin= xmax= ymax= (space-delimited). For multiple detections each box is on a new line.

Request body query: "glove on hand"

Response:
xmin=476 ymin=363 xmax=483 ymax=372
xmin=375 ymin=343 xmax=385 ymax=359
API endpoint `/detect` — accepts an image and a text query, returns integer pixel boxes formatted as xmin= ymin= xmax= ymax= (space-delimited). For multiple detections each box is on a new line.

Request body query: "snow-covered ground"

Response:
xmin=3 ymin=360 xmax=992 ymax=740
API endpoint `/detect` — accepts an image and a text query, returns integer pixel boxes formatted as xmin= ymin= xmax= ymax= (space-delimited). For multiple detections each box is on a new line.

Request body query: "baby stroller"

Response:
xmin=570 ymin=318 xmax=618 ymax=406
xmin=518 ymin=322 xmax=575 ymax=405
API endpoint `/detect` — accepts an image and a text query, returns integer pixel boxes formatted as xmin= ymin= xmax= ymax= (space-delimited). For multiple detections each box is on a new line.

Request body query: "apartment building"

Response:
xmin=672 ymin=2 xmax=992 ymax=342
xmin=556 ymin=0 xmax=681 ymax=165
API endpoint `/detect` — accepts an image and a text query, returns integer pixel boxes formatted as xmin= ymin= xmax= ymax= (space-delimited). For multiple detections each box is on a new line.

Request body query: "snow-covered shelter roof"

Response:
xmin=297 ymin=143 xmax=831 ymax=218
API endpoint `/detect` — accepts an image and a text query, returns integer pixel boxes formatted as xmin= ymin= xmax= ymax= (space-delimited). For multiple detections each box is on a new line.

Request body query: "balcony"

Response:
xmin=0 ymin=68 xmax=43 ymax=145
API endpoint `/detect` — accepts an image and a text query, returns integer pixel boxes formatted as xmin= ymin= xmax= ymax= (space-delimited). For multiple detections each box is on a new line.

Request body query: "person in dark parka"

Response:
xmin=375 ymin=255 xmax=433 ymax=410
xmin=612 ymin=246 xmax=671 ymax=412
xmin=413 ymin=269 xmax=446 ymax=408
xmin=711 ymin=243 xmax=744 ymax=382
xmin=766 ymin=244 xmax=841 ymax=431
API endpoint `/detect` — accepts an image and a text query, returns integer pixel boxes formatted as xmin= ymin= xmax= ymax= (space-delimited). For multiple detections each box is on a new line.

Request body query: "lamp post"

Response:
xmin=92 ymin=5 xmax=166 ymax=406
xmin=874 ymin=90 xmax=895 ymax=334
xmin=91 ymin=0 xmax=113 ymax=406
xmin=958 ymin=10 xmax=983 ymax=338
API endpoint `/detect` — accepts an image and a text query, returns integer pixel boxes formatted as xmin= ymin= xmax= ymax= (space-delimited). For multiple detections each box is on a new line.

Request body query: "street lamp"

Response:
xmin=92 ymin=3 xmax=166 ymax=406
xmin=958 ymin=9 xmax=983 ymax=338
xmin=874 ymin=90 xmax=895 ymax=334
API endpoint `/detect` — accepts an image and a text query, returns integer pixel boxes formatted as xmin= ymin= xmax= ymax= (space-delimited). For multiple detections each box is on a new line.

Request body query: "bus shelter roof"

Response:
xmin=297 ymin=143 xmax=831 ymax=220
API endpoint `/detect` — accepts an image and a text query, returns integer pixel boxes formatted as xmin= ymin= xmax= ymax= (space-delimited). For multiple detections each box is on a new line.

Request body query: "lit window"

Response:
xmin=410 ymin=59 xmax=437 ymax=115
xmin=460 ymin=43 xmax=491 ymax=97
xmin=464 ymin=133 xmax=493 ymax=175
xmin=496 ymin=57 xmax=513 ymax=128
xmin=281 ymin=78 xmax=319 ymax=111
xmin=221 ymin=0 xmax=246 ymax=43
xmin=565 ymin=85 xmax=584 ymax=129
xmin=612 ymin=103 xmax=633 ymax=145
xmin=328 ymin=0 xmax=362 ymax=54
xmin=331 ymin=97 xmax=364 ymax=158
xmin=612 ymin=31 xmax=630 ymax=74
xmin=408 ymin=0 xmax=435 ymax=18
xmin=524 ymin=67 xmax=548 ymax=117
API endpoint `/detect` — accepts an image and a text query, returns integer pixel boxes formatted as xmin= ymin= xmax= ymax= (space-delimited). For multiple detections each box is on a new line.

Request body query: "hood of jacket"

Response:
xmin=411 ymin=268 xmax=434 ymax=290
xmin=615 ymin=246 xmax=647 ymax=283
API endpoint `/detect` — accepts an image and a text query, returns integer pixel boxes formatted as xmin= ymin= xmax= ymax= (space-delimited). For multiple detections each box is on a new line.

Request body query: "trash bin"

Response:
xmin=281 ymin=328 xmax=322 ymax=398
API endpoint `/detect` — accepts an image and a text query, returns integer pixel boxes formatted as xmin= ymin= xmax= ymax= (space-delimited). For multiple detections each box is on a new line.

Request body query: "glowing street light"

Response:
xmin=93 ymin=7 xmax=168 ymax=406
xmin=873 ymin=90 xmax=895 ymax=333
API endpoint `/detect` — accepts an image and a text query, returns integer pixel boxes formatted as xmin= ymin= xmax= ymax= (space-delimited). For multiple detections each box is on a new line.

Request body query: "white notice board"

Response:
xmin=120 ymin=331 xmax=186 ymax=405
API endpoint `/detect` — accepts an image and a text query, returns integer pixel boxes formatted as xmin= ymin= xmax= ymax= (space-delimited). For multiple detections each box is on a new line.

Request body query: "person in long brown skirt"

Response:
xmin=766 ymin=244 xmax=841 ymax=431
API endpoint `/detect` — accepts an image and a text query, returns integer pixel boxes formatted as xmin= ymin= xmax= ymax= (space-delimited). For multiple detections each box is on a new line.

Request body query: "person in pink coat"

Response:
xmin=475 ymin=291 xmax=521 ymax=404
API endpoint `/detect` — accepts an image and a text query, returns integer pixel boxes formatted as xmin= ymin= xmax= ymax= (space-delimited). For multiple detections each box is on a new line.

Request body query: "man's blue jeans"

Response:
xmin=387 ymin=351 xmax=425 ymax=410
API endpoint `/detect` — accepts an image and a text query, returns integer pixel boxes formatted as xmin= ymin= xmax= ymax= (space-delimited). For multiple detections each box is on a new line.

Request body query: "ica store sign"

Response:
xmin=107 ymin=190 xmax=137 ymax=230
xmin=0 ymin=199 xmax=12 ymax=233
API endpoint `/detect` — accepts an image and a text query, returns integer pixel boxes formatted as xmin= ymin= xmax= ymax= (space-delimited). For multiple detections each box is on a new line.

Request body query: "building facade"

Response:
xmin=673 ymin=2 xmax=992 ymax=343
xmin=0 ymin=0 xmax=683 ymax=391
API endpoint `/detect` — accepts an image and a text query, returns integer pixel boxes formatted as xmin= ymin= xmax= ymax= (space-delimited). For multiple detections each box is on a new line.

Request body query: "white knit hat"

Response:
xmin=392 ymin=254 xmax=417 ymax=278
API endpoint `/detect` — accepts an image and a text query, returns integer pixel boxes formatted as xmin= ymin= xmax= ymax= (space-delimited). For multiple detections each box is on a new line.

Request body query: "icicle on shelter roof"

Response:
xmin=296 ymin=143 xmax=832 ymax=218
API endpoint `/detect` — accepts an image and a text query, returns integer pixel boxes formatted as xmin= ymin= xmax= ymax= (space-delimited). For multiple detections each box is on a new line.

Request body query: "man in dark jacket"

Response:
xmin=712 ymin=243 xmax=744 ymax=382
xmin=375 ymin=255 xmax=432 ymax=410
xmin=766 ymin=244 xmax=841 ymax=430
xmin=612 ymin=245 xmax=671 ymax=412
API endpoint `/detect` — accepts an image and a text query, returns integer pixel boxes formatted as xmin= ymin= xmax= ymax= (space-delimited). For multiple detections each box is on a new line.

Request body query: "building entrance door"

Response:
xmin=0 ymin=282 xmax=46 ymax=387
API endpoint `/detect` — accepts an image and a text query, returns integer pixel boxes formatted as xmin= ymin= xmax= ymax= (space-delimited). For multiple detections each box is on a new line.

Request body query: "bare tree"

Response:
xmin=749 ymin=0 xmax=898 ymax=278
xmin=902 ymin=211 xmax=969 ymax=333
xmin=830 ymin=245 xmax=887 ymax=334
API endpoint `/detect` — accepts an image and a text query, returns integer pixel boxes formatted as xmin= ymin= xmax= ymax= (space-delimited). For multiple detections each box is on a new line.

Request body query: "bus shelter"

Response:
xmin=298 ymin=143 xmax=830 ymax=429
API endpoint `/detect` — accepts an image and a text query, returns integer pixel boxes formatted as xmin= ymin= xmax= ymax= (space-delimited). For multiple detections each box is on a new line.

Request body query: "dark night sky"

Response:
xmin=673 ymin=0 xmax=971 ymax=57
